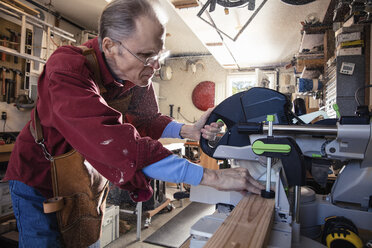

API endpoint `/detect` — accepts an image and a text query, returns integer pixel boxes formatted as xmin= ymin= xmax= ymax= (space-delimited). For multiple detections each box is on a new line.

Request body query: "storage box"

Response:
xmin=336 ymin=47 xmax=362 ymax=56
xmin=100 ymin=205 xmax=120 ymax=248
xmin=336 ymin=32 xmax=361 ymax=43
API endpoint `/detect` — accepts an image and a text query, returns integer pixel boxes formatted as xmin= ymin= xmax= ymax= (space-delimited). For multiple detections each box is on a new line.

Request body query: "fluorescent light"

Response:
xmin=105 ymin=0 xmax=112 ymax=3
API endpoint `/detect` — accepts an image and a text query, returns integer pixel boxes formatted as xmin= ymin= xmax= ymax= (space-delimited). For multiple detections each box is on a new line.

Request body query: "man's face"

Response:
xmin=104 ymin=15 xmax=165 ymax=87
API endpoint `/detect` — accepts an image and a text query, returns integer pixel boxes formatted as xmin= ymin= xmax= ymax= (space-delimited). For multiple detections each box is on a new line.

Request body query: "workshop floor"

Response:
xmin=106 ymin=185 xmax=192 ymax=248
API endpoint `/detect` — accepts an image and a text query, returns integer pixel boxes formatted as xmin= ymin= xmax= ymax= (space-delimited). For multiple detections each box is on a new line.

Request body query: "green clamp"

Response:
xmin=332 ymin=104 xmax=341 ymax=118
xmin=267 ymin=115 xmax=275 ymax=122
xmin=252 ymin=140 xmax=291 ymax=155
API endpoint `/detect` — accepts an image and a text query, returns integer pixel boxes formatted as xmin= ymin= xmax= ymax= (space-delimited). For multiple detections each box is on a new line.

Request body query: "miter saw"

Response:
xmin=189 ymin=87 xmax=372 ymax=248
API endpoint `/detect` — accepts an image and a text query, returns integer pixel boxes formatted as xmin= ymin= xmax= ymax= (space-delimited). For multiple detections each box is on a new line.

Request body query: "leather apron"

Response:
xmin=31 ymin=46 xmax=132 ymax=248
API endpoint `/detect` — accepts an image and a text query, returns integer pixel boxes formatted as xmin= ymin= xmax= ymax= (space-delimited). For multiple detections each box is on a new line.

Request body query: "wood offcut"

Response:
xmin=171 ymin=0 xmax=199 ymax=9
xmin=204 ymin=194 xmax=275 ymax=248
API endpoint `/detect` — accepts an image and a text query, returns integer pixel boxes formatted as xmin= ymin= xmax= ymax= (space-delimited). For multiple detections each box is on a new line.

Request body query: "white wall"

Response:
xmin=155 ymin=56 xmax=227 ymax=123
xmin=155 ymin=56 xmax=299 ymax=125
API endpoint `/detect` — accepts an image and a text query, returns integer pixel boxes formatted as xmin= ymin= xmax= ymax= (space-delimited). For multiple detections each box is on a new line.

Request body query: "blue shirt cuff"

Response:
xmin=142 ymin=155 xmax=204 ymax=185
xmin=161 ymin=121 xmax=184 ymax=139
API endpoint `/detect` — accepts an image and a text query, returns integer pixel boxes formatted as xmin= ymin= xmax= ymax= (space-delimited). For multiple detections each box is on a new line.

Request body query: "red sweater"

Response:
xmin=4 ymin=38 xmax=173 ymax=202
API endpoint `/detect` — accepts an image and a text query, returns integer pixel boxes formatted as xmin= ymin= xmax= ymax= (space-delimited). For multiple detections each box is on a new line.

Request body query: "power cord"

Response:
xmin=354 ymin=84 xmax=372 ymax=106
xmin=177 ymin=108 xmax=196 ymax=123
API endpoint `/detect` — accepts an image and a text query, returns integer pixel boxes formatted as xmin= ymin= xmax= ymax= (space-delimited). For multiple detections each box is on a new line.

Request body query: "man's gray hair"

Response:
xmin=98 ymin=0 xmax=167 ymax=47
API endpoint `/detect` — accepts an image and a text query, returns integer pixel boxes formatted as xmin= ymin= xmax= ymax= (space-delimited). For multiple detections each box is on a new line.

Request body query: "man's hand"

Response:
xmin=200 ymin=167 xmax=265 ymax=195
xmin=180 ymin=108 xmax=223 ymax=141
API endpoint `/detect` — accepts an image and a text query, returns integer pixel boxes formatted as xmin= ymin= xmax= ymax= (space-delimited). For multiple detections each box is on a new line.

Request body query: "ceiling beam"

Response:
xmin=171 ymin=0 xmax=199 ymax=9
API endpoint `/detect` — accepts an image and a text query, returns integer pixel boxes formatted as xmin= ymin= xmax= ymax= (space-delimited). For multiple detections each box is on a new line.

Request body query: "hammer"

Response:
xmin=11 ymin=69 xmax=23 ymax=98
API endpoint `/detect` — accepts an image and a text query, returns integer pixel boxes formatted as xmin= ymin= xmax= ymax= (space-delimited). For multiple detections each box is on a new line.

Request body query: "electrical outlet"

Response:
xmin=1 ymin=112 xmax=7 ymax=120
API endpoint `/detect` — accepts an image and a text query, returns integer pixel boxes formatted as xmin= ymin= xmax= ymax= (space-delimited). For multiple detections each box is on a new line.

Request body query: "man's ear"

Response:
xmin=102 ymin=37 xmax=115 ymax=56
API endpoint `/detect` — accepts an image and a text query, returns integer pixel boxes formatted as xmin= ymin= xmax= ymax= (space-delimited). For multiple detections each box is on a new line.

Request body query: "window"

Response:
xmin=227 ymin=74 xmax=256 ymax=97
xmin=227 ymin=71 xmax=276 ymax=97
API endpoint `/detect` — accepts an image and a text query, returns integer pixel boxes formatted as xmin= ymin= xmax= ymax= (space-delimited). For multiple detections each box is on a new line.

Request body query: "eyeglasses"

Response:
xmin=111 ymin=39 xmax=170 ymax=69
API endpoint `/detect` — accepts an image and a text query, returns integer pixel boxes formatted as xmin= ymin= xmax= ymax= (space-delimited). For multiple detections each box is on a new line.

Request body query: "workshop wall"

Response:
xmin=156 ymin=56 xmax=227 ymax=123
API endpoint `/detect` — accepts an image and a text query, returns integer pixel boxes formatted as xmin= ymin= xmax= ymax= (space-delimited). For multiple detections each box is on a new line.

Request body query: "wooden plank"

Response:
xmin=205 ymin=42 xmax=223 ymax=47
xmin=171 ymin=0 xmax=199 ymax=9
xmin=145 ymin=198 xmax=171 ymax=218
xmin=180 ymin=237 xmax=191 ymax=248
xmin=204 ymin=194 xmax=275 ymax=248
xmin=0 ymin=144 xmax=14 ymax=153
xmin=199 ymin=150 xmax=219 ymax=170
xmin=1 ymin=0 xmax=39 ymax=16
xmin=0 ymin=214 xmax=14 ymax=224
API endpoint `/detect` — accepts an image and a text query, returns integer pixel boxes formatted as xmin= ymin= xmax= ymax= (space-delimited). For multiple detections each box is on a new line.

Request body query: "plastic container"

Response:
xmin=100 ymin=205 xmax=120 ymax=248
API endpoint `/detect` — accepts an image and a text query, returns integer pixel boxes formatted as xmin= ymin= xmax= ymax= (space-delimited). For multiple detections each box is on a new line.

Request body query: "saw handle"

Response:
xmin=199 ymin=110 xmax=225 ymax=157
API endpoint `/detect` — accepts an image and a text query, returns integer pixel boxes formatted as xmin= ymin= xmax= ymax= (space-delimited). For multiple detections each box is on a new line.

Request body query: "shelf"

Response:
xmin=296 ymin=58 xmax=324 ymax=73
xmin=0 ymin=45 xmax=45 ymax=63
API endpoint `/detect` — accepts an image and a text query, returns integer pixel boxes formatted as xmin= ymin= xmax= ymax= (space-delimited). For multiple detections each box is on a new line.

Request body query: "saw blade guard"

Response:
xmin=200 ymin=87 xmax=294 ymax=158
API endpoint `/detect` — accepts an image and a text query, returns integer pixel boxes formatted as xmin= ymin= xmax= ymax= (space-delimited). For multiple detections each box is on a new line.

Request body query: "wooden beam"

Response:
xmin=204 ymin=194 xmax=275 ymax=248
xmin=205 ymin=42 xmax=223 ymax=47
xmin=1 ymin=0 xmax=39 ymax=16
xmin=171 ymin=0 xmax=199 ymax=9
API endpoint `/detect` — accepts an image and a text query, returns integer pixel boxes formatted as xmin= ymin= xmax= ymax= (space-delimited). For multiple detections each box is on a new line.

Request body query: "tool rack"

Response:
xmin=0 ymin=0 xmax=76 ymax=103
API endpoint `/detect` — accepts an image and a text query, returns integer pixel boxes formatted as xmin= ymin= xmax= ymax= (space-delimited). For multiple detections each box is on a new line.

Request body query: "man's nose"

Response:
xmin=150 ymin=60 xmax=161 ymax=70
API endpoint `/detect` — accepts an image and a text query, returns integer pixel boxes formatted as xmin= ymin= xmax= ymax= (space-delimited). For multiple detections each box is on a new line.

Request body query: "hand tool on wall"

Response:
xmin=5 ymin=78 xmax=14 ymax=104
xmin=0 ymin=34 xmax=4 ymax=61
xmin=11 ymin=69 xmax=23 ymax=98
xmin=1 ymin=66 xmax=9 ymax=99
